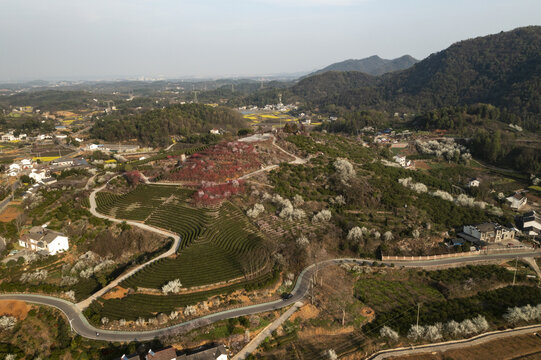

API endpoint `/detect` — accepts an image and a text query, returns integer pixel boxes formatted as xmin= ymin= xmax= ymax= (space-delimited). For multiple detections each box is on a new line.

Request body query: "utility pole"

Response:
xmin=512 ymin=257 xmax=518 ymax=286
xmin=416 ymin=303 xmax=421 ymax=329
xmin=310 ymin=276 xmax=314 ymax=305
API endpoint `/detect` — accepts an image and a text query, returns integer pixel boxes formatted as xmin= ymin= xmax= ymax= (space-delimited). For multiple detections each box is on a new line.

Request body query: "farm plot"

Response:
xmin=94 ymin=185 xmax=269 ymax=290
xmin=123 ymin=202 xmax=267 ymax=289
xmin=96 ymin=185 xmax=190 ymax=221
xmin=86 ymin=270 xmax=277 ymax=321
xmin=145 ymin=201 xmax=210 ymax=248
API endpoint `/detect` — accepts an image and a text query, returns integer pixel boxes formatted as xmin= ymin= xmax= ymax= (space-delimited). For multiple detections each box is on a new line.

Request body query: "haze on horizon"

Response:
xmin=0 ymin=0 xmax=540 ymax=82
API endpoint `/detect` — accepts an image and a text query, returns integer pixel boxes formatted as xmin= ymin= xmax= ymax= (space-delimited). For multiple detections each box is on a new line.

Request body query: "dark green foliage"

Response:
xmin=364 ymin=285 xmax=541 ymax=335
xmin=90 ymin=104 xmax=246 ymax=147
xmin=427 ymin=265 xmax=517 ymax=284
xmin=53 ymin=168 xmax=90 ymax=180
xmin=308 ymin=55 xmax=419 ymax=77
xmin=413 ymin=104 xmax=501 ymax=131
xmin=319 ymin=110 xmax=388 ymax=134
xmin=470 ymin=129 xmax=541 ymax=173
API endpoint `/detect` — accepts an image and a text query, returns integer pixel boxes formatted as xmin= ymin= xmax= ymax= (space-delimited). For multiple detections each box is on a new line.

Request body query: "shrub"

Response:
xmin=312 ymin=209 xmax=332 ymax=224
xmin=379 ymin=326 xmax=399 ymax=341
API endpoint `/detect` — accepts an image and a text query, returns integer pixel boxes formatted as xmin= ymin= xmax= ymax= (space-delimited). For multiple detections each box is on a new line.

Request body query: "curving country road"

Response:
xmin=2 ymin=253 xmax=541 ymax=342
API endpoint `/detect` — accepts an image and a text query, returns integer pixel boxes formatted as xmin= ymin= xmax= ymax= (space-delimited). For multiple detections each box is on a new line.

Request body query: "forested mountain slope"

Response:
xmin=290 ymin=26 xmax=541 ymax=131
xmin=308 ymin=55 xmax=418 ymax=77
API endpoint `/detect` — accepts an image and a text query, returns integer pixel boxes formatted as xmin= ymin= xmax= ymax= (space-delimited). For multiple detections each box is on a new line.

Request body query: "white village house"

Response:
xmin=506 ymin=192 xmax=527 ymax=210
xmin=18 ymin=226 xmax=69 ymax=255
xmin=459 ymin=222 xmax=515 ymax=244
xmin=28 ymin=169 xmax=48 ymax=183
xmin=518 ymin=211 xmax=541 ymax=236
xmin=393 ymin=155 xmax=412 ymax=168
xmin=7 ymin=163 xmax=21 ymax=177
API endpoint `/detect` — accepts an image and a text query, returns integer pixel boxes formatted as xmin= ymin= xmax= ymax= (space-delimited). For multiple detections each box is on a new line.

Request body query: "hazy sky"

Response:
xmin=1 ymin=0 xmax=540 ymax=81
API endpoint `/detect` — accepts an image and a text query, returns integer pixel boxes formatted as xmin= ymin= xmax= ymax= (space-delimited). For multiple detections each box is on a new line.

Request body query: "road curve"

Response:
xmin=2 ymin=253 xmax=541 ymax=342
xmin=77 ymin=181 xmax=181 ymax=309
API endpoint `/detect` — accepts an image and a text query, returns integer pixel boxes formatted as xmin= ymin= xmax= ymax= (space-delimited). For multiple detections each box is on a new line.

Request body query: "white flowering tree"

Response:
xmin=379 ymin=326 xmax=399 ymax=341
xmin=296 ymin=235 xmax=309 ymax=247
xmin=247 ymin=203 xmax=265 ymax=218
xmin=334 ymin=158 xmax=356 ymax=185
xmin=162 ymin=278 xmax=182 ymax=294
xmin=383 ymin=231 xmax=394 ymax=242
xmin=312 ymin=209 xmax=332 ymax=224
xmin=347 ymin=227 xmax=363 ymax=243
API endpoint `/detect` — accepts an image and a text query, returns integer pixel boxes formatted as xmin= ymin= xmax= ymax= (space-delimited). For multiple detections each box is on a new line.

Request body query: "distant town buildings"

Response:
xmin=86 ymin=144 xmax=140 ymax=153
xmin=1 ymin=131 xmax=27 ymax=142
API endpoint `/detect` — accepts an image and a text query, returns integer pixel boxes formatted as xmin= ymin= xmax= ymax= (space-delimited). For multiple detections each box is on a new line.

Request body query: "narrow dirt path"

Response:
xmin=233 ymin=301 xmax=304 ymax=360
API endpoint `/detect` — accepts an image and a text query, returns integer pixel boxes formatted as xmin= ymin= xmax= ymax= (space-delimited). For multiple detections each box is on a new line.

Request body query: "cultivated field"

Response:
xmin=96 ymin=185 xmax=269 ymax=290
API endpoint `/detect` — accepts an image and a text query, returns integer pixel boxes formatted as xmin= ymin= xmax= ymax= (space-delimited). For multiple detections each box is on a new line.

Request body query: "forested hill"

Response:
xmin=90 ymin=104 xmax=246 ymax=147
xmin=307 ymin=55 xmax=418 ymax=77
xmin=290 ymin=26 xmax=541 ymax=131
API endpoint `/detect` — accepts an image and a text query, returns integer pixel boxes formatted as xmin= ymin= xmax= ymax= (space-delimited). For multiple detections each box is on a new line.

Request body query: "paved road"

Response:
xmin=367 ymin=324 xmax=541 ymax=359
xmin=77 ymin=181 xmax=181 ymax=309
xmin=2 ymin=254 xmax=541 ymax=342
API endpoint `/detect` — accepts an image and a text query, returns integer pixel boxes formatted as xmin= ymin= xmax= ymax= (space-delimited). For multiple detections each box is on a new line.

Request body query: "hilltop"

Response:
xmin=307 ymin=54 xmax=419 ymax=77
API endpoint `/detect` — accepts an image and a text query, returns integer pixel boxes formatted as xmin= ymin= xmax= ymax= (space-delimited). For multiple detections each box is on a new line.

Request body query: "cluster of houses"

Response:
xmin=85 ymin=143 xmax=140 ymax=153
xmin=7 ymin=159 xmax=34 ymax=177
xmin=120 ymin=345 xmax=228 ymax=360
xmin=1 ymin=131 xmax=27 ymax=142
xmin=458 ymin=222 xmax=516 ymax=245
xmin=454 ymin=213 xmax=541 ymax=249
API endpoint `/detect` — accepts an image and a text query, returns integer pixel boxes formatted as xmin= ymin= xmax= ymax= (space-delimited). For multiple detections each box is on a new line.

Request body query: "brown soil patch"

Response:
xmin=0 ymin=300 xmax=30 ymax=320
xmin=414 ymin=160 xmax=430 ymax=170
xmin=391 ymin=333 xmax=541 ymax=360
xmin=290 ymin=304 xmax=319 ymax=322
xmin=299 ymin=326 xmax=354 ymax=339
xmin=102 ymin=286 xmax=129 ymax=300
xmin=0 ymin=205 xmax=22 ymax=222
xmin=361 ymin=306 xmax=376 ymax=322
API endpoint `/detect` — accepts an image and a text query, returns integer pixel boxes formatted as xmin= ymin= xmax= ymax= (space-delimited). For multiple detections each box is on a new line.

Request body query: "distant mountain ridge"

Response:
xmin=289 ymin=26 xmax=541 ymax=131
xmin=308 ymin=55 xmax=419 ymax=77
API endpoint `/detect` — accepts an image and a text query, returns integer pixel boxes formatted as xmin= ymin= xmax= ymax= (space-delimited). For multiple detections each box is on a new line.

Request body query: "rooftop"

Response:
xmin=145 ymin=347 xmax=177 ymax=360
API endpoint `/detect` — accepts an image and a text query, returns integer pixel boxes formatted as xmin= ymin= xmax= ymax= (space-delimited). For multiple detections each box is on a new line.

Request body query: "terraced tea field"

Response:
xmin=85 ymin=270 xmax=278 ymax=321
xmin=95 ymin=185 xmax=269 ymax=290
